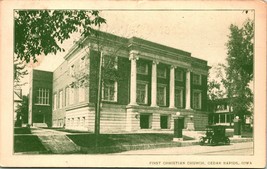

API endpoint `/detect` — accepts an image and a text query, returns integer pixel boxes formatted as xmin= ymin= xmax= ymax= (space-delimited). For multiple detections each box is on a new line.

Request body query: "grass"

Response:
xmin=68 ymin=133 xmax=194 ymax=147
xmin=14 ymin=135 xmax=47 ymax=153
xmin=68 ymin=133 xmax=194 ymax=153
xmin=14 ymin=127 xmax=31 ymax=134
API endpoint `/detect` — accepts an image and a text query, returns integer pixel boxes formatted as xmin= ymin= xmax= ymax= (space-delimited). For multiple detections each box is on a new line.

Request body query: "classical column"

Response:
xmin=129 ymin=51 xmax=139 ymax=106
xmin=169 ymin=65 xmax=176 ymax=108
xmin=151 ymin=60 xmax=159 ymax=107
xmin=185 ymin=69 xmax=191 ymax=109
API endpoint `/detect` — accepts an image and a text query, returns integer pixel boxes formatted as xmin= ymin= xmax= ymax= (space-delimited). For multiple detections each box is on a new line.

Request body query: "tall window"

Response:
xmin=175 ymin=69 xmax=184 ymax=81
xmin=193 ymin=74 xmax=201 ymax=85
xmin=175 ymin=87 xmax=183 ymax=108
xmin=216 ymin=104 xmax=228 ymax=111
xmin=36 ymin=88 xmax=50 ymax=105
xmin=157 ymin=85 xmax=166 ymax=106
xmin=59 ymin=90 xmax=63 ymax=109
xmin=69 ymin=87 xmax=74 ymax=105
xmin=157 ymin=67 xmax=167 ymax=78
xmin=137 ymin=62 xmax=148 ymax=75
xmin=65 ymin=87 xmax=69 ymax=106
xmin=53 ymin=93 xmax=57 ymax=110
xmin=79 ymin=80 xmax=85 ymax=102
xmin=137 ymin=82 xmax=148 ymax=104
xmin=102 ymin=80 xmax=117 ymax=102
xmin=193 ymin=90 xmax=202 ymax=109
xmin=103 ymin=55 xmax=118 ymax=69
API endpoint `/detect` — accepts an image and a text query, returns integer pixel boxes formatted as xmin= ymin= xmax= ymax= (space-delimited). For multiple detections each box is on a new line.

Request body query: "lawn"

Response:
xmin=14 ymin=127 xmax=31 ymax=134
xmin=14 ymin=127 xmax=48 ymax=153
xmin=14 ymin=135 xmax=47 ymax=153
xmin=68 ymin=133 xmax=194 ymax=153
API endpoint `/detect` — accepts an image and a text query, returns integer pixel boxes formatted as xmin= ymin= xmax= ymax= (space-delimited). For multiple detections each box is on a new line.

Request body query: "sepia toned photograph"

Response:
xmin=0 ymin=0 xmax=266 ymax=168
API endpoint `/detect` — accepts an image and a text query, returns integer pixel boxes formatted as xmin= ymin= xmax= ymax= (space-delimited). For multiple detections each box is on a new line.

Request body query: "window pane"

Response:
xmin=59 ymin=91 xmax=63 ymax=108
xmin=65 ymin=87 xmax=69 ymax=106
xmin=79 ymin=81 xmax=85 ymax=102
xmin=193 ymin=91 xmax=201 ymax=109
xmin=157 ymin=86 xmax=166 ymax=106
xmin=53 ymin=94 xmax=57 ymax=110
xmin=175 ymin=88 xmax=183 ymax=108
xmin=193 ymin=74 xmax=201 ymax=85
xmin=137 ymin=83 xmax=147 ymax=104
xmin=36 ymin=88 xmax=50 ymax=105
xmin=175 ymin=70 xmax=183 ymax=81
xmin=216 ymin=114 xmax=219 ymax=123
xmin=137 ymin=62 xmax=148 ymax=74
xmin=69 ymin=88 xmax=74 ymax=105
xmin=157 ymin=67 xmax=166 ymax=78
xmin=103 ymin=80 xmax=116 ymax=101
xmin=104 ymin=56 xmax=117 ymax=69
xmin=221 ymin=114 xmax=226 ymax=123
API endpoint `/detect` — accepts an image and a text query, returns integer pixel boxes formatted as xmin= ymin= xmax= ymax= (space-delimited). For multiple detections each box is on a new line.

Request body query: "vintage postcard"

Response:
xmin=0 ymin=0 xmax=266 ymax=168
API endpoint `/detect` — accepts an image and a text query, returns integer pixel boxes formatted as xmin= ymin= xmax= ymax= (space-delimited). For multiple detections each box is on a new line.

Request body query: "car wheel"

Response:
xmin=199 ymin=137 xmax=205 ymax=146
xmin=225 ymin=137 xmax=230 ymax=145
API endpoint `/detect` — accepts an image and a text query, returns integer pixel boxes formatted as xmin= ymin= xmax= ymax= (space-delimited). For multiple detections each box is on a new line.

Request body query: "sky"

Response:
xmin=20 ymin=10 xmax=254 ymax=95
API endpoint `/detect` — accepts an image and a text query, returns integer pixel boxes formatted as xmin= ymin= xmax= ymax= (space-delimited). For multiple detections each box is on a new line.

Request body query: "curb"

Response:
xmin=79 ymin=138 xmax=252 ymax=154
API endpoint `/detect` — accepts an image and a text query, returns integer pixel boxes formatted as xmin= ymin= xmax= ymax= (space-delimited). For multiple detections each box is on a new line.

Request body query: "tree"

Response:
xmin=15 ymin=10 xmax=106 ymax=63
xmin=15 ymin=95 xmax=29 ymax=127
xmin=14 ymin=10 xmax=106 ymax=84
xmin=207 ymin=64 xmax=226 ymax=101
xmin=14 ymin=57 xmax=28 ymax=87
xmin=225 ymin=19 xmax=254 ymax=123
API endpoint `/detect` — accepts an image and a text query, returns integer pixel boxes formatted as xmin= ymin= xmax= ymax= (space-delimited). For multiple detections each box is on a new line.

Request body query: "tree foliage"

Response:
xmin=15 ymin=95 xmax=29 ymax=126
xmin=207 ymin=64 xmax=226 ymax=101
xmin=225 ymin=19 xmax=254 ymax=120
xmin=15 ymin=10 xmax=106 ymax=63
xmin=14 ymin=57 xmax=28 ymax=87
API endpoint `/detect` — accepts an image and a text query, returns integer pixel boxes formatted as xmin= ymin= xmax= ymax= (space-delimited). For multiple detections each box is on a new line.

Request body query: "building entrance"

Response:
xmin=35 ymin=114 xmax=45 ymax=123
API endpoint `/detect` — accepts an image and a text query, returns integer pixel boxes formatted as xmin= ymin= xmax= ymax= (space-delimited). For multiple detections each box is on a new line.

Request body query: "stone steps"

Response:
xmin=33 ymin=123 xmax=48 ymax=128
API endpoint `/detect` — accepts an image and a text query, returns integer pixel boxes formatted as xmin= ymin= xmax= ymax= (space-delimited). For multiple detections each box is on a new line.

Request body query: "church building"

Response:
xmin=29 ymin=31 xmax=210 ymax=132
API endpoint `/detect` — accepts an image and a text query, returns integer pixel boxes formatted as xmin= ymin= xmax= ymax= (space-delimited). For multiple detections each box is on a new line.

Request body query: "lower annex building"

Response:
xmin=29 ymin=31 xmax=210 ymax=132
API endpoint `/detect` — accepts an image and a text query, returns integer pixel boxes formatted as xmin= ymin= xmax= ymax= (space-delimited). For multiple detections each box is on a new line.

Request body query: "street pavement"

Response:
xmin=116 ymin=142 xmax=253 ymax=155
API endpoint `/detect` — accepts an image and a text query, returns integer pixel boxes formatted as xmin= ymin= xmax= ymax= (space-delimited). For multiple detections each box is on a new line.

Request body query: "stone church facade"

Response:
xmin=30 ymin=31 xmax=210 ymax=132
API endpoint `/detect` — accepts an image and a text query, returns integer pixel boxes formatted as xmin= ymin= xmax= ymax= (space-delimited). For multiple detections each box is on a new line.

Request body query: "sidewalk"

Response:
xmin=116 ymin=141 xmax=253 ymax=155
xmin=31 ymin=128 xmax=80 ymax=154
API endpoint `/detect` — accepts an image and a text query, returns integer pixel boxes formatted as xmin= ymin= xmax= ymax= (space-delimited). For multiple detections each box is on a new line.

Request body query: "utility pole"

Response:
xmin=95 ymin=51 xmax=103 ymax=147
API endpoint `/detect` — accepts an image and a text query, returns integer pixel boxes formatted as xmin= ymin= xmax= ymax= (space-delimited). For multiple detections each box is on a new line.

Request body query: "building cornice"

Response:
xmin=62 ymin=30 xmax=209 ymax=73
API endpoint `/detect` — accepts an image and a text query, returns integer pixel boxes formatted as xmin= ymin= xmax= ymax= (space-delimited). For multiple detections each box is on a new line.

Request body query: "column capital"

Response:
xmin=129 ymin=50 xmax=139 ymax=61
xmin=170 ymin=65 xmax=177 ymax=69
xmin=152 ymin=60 xmax=159 ymax=65
xmin=186 ymin=68 xmax=193 ymax=72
